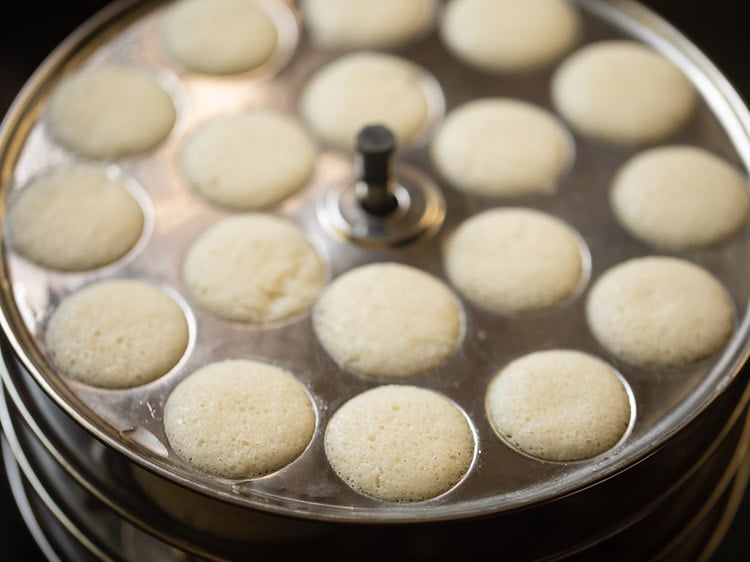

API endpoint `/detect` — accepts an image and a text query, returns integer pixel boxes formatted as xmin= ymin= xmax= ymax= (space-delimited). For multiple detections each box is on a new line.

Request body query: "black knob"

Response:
xmin=355 ymin=124 xmax=399 ymax=216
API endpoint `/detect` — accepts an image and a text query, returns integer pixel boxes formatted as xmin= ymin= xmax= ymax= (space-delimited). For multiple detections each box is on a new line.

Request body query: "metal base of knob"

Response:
xmin=317 ymin=165 xmax=445 ymax=248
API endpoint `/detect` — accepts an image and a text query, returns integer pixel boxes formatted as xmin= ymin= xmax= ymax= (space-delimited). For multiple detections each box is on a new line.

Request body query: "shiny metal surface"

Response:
xmin=657 ymin=451 xmax=750 ymax=562
xmin=695 ymin=446 xmax=750 ymax=562
xmin=3 ymin=334 xmax=750 ymax=561
xmin=1 ymin=410 xmax=189 ymax=562
xmin=0 ymin=0 xmax=749 ymax=524
xmin=1 ymin=435 xmax=107 ymax=562
xmin=1 ymin=437 xmax=62 ymax=562
xmin=3 ymin=370 xmax=750 ymax=562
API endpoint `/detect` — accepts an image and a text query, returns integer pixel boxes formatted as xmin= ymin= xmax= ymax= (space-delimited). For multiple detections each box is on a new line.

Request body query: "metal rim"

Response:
xmin=652 ymin=441 xmax=750 ymax=562
xmin=1 ymin=435 xmax=62 ymax=562
xmin=0 ymin=419 xmax=117 ymax=561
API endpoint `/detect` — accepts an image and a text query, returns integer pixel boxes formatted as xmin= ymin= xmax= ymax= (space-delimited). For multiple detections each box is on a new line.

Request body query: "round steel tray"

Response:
xmin=0 ymin=0 xmax=749 ymax=524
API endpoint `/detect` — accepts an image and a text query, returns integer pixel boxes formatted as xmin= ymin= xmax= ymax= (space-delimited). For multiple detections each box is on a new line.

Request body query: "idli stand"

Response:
xmin=1 ymin=1 xmax=750 ymax=560
xmin=2 ymin=333 xmax=750 ymax=560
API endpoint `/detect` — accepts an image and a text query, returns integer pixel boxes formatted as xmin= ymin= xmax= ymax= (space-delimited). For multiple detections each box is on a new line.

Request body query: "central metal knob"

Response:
xmin=316 ymin=124 xmax=446 ymax=248
xmin=355 ymin=124 xmax=399 ymax=216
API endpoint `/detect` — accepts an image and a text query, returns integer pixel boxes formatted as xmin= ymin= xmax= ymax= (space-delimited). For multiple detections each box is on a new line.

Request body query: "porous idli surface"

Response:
xmin=45 ymin=279 xmax=189 ymax=388
xmin=7 ymin=166 xmax=144 ymax=271
xmin=181 ymin=111 xmax=316 ymax=210
xmin=440 ymin=0 xmax=580 ymax=72
xmin=586 ymin=257 xmax=735 ymax=366
xmin=486 ymin=349 xmax=631 ymax=462
xmin=313 ymin=263 xmax=462 ymax=378
xmin=444 ymin=208 xmax=584 ymax=313
xmin=302 ymin=0 xmax=437 ymax=49
xmin=611 ymin=145 xmax=749 ymax=249
xmin=431 ymin=98 xmax=571 ymax=197
xmin=163 ymin=359 xmax=316 ymax=479
xmin=300 ymin=52 xmax=431 ymax=150
xmin=183 ymin=214 xmax=325 ymax=323
xmin=45 ymin=65 xmax=176 ymax=159
xmin=162 ymin=0 xmax=278 ymax=75
xmin=324 ymin=385 xmax=475 ymax=502
xmin=552 ymin=41 xmax=696 ymax=145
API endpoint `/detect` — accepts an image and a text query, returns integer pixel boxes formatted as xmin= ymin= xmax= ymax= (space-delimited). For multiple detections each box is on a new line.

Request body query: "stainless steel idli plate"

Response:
xmin=0 ymin=0 xmax=749 ymax=523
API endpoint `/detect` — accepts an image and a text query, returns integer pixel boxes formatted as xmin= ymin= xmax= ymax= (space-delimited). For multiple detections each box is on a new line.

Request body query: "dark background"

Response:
xmin=0 ymin=1 xmax=748 ymax=560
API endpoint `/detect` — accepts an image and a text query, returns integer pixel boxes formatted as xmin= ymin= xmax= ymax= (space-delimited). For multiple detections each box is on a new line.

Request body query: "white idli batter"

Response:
xmin=444 ymin=208 xmax=585 ymax=314
xmin=300 ymin=52 xmax=431 ymax=150
xmin=586 ymin=257 xmax=735 ymax=366
xmin=301 ymin=0 xmax=436 ymax=49
xmin=7 ymin=166 xmax=144 ymax=271
xmin=552 ymin=40 xmax=696 ymax=145
xmin=163 ymin=359 xmax=316 ymax=479
xmin=611 ymin=145 xmax=749 ymax=249
xmin=440 ymin=0 xmax=580 ymax=73
xmin=313 ymin=262 xmax=462 ymax=378
xmin=324 ymin=385 xmax=475 ymax=502
xmin=45 ymin=279 xmax=189 ymax=388
xmin=181 ymin=110 xmax=316 ymax=210
xmin=486 ymin=349 xmax=631 ymax=462
xmin=183 ymin=214 xmax=325 ymax=323
xmin=431 ymin=98 xmax=571 ymax=197
xmin=45 ymin=65 xmax=176 ymax=159
xmin=161 ymin=0 xmax=278 ymax=75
